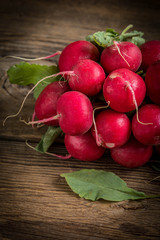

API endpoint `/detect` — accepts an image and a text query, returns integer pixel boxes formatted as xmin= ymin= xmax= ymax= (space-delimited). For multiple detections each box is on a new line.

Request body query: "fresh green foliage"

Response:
xmin=61 ymin=169 xmax=158 ymax=201
xmin=86 ymin=24 xmax=145 ymax=48
xmin=36 ymin=126 xmax=62 ymax=153
xmin=7 ymin=62 xmax=61 ymax=99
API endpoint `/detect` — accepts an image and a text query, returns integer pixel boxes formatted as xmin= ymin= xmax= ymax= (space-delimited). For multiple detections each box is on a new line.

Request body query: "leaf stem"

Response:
xmin=121 ymin=24 xmax=133 ymax=35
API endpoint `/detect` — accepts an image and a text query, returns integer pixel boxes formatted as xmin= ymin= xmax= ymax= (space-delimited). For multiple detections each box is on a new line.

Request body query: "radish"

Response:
xmin=64 ymin=131 xmax=106 ymax=161
xmin=100 ymin=41 xmax=142 ymax=73
xmin=103 ymin=68 xmax=146 ymax=113
xmin=68 ymin=59 xmax=106 ymax=96
xmin=4 ymin=61 xmax=101 ymax=125
xmin=34 ymin=81 xmax=70 ymax=126
xmin=56 ymin=91 xmax=93 ymax=135
xmin=110 ymin=136 xmax=153 ymax=168
xmin=58 ymin=40 xmax=100 ymax=72
xmin=132 ymin=104 xmax=160 ymax=145
xmin=29 ymin=91 xmax=93 ymax=135
xmin=145 ymin=60 xmax=160 ymax=105
xmin=91 ymin=109 xmax=131 ymax=148
xmin=140 ymin=40 xmax=160 ymax=71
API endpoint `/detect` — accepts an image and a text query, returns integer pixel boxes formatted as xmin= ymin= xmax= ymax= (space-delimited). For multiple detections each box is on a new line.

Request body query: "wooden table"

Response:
xmin=0 ymin=0 xmax=160 ymax=239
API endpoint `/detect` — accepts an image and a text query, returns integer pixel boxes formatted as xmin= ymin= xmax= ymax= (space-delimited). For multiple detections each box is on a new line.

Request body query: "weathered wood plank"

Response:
xmin=0 ymin=139 xmax=160 ymax=240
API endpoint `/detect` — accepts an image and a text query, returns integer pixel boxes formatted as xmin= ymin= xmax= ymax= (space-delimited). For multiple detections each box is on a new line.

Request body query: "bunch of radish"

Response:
xmin=26 ymin=36 xmax=160 ymax=168
xmin=5 ymin=26 xmax=160 ymax=168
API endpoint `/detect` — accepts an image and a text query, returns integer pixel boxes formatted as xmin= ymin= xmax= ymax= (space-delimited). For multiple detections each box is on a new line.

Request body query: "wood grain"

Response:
xmin=0 ymin=139 xmax=160 ymax=240
xmin=0 ymin=0 xmax=160 ymax=239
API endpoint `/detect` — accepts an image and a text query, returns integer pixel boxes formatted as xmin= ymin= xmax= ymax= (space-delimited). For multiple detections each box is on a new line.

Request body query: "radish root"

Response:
xmin=26 ymin=140 xmax=71 ymax=159
xmin=20 ymin=114 xmax=61 ymax=126
xmin=93 ymin=102 xmax=110 ymax=146
xmin=3 ymin=71 xmax=74 ymax=126
xmin=1 ymin=51 xmax=61 ymax=62
xmin=125 ymin=81 xmax=153 ymax=125
xmin=114 ymin=41 xmax=130 ymax=67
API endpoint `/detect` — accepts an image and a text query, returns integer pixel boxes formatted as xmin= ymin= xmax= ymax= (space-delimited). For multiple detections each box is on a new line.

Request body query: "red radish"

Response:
xmin=29 ymin=91 xmax=93 ymax=135
xmin=58 ymin=40 xmax=100 ymax=72
xmin=92 ymin=109 xmax=131 ymax=148
xmin=110 ymin=136 xmax=153 ymax=168
xmin=56 ymin=91 xmax=93 ymax=135
xmin=132 ymin=104 xmax=160 ymax=145
xmin=140 ymin=40 xmax=160 ymax=71
xmin=100 ymin=41 xmax=142 ymax=73
xmin=145 ymin=60 xmax=160 ymax=105
xmin=103 ymin=68 xmax=146 ymax=113
xmin=34 ymin=81 xmax=70 ymax=126
xmin=68 ymin=59 xmax=106 ymax=96
xmin=64 ymin=131 xmax=106 ymax=161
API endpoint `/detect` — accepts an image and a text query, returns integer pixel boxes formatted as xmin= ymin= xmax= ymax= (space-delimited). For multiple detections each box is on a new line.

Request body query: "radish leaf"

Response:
xmin=7 ymin=62 xmax=61 ymax=98
xmin=7 ymin=62 xmax=59 ymax=85
xmin=86 ymin=25 xmax=145 ymax=48
xmin=36 ymin=126 xmax=62 ymax=153
xmin=61 ymin=169 xmax=158 ymax=201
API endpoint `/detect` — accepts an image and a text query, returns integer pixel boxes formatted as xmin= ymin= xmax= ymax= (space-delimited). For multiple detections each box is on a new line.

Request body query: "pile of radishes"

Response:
xmin=30 ymin=39 xmax=160 ymax=168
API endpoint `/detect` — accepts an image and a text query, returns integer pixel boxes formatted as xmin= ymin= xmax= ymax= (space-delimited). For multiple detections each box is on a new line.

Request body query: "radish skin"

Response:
xmin=110 ymin=136 xmax=153 ymax=168
xmin=132 ymin=104 xmax=160 ymax=145
xmin=68 ymin=59 xmax=106 ymax=96
xmin=56 ymin=91 xmax=93 ymax=135
xmin=58 ymin=40 xmax=100 ymax=72
xmin=100 ymin=41 xmax=142 ymax=73
xmin=103 ymin=68 xmax=146 ymax=113
xmin=35 ymin=81 xmax=70 ymax=126
xmin=140 ymin=40 xmax=160 ymax=71
xmin=91 ymin=109 xmax=131 ymax=148
xmin=145 ymin=60 xmax=160 ymax=105
xmin=64 ymin=131 xmax=106 ymax=161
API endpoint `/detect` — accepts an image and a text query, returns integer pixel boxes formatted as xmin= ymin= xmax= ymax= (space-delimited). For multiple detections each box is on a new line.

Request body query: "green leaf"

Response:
xmin=86 ymin=31 xmax=116 ymax=48
xmin=106 ymin=28 xmax=119 ymax=35
xmin=7 ymin=62 xmax=61 ymax=99
xmin=130 ymin=36 xmax=145 ymax=47
xmin=86 ymin=25 xmax=145 ymax=48
xmin=7 ymin=62 xmax=59 ymax=85
xmin=36 ymin=126 xmax=62 ymax=153
xmin=61 ymin=169 xmax=159 ymax=202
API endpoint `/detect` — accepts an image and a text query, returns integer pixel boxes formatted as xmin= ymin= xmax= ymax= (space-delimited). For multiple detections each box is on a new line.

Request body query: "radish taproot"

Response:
xmin=145 ymin=60 xmax=160 ymax=105
xmin=92 ymin=109 xmax=131 ymax=148
xmin=132 ymin=104 xmax=160 ymax=145
xmin=58 ymin=40 xmax=100 ymax=72
xmin=68 ymin=59 xmax=106 ymax=96
xmin=110 ymin=136 xmax=153 ymax=168
xmin=103 ymin=68 xmax=146 ymax=113
xmin=100 ymin=41 xmax=142 ymax=73
xmin=64 ymin=131 xmax=106 ymax=161
xmin=34 ymin=81 xmax=70 ymax=126
xmin=140 ymin=40 xmax=160 ymax=71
